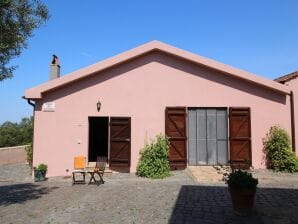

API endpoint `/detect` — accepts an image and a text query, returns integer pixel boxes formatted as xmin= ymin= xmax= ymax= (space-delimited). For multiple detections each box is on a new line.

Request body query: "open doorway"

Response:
xmin=88 ymin=117 xmax=109 ymax=162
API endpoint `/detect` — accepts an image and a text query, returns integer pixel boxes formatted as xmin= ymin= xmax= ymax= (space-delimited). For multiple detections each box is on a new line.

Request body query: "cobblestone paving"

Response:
xmin=0 ymin=164 xmax=297 ymax=224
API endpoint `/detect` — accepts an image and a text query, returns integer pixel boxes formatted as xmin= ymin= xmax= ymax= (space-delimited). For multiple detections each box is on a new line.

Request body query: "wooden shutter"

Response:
xmin=229 ymin=107 xmax=252 ymax=169
xmin=109 ymin=117 xmax=131 ymax=167
xmin=165 ymin=107 xmax=187 ymax=170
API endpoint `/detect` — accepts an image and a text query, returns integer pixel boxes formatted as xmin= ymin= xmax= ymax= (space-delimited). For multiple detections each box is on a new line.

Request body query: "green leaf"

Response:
xmin=136 ymin=134 xmax=170 ymax=179
xmin=263 ymin=126 xmax=298 ymax=172
xmin=0 ymin=0 xmax=50 ymax=81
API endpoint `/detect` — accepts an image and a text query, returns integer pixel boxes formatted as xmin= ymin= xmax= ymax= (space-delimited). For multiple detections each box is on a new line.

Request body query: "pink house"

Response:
xmin=24 ymin=41 xmax=297 ymax=177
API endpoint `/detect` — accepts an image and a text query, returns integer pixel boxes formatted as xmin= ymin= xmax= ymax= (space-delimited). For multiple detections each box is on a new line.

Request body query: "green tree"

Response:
xmin=0 ymin=0 xmax=49 ymax=81
xmin=19 ymin=116 xmax=33 ymax=144
xmin=0 ymin=116 xmax=33 ymax=147
xmin=0 ymin=121 xmax=19 ymax=147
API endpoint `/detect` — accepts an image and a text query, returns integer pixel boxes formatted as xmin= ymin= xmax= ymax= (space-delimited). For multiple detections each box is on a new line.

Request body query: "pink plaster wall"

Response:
xmin=284 ymin=77 xmax=298 ymax=155
xmin=32 ymin=51 xmax=292 ymax=177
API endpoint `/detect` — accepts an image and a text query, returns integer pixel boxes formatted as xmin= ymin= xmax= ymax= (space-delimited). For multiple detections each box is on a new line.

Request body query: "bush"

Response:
xmin=226 ymin=170 xmax=258 ymax=189
xmin=263 ymin=126 xmax=298 ymax=172
xmin=25 ymin=143 xmax=33 ymax=167
xmin=136 ymin=134 xmax=170 ymax=178
xmin=35 ymin=164 xmax=48 ymax=174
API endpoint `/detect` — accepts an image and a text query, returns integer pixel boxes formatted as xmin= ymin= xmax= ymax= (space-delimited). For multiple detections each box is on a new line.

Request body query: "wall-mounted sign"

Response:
xmin=42 ymin=102 xmax=55 ymax=112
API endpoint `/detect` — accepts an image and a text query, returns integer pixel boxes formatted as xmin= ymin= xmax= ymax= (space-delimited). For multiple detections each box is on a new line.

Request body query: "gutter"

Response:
xmin=22 ymin=96 xmax=35 ymax=108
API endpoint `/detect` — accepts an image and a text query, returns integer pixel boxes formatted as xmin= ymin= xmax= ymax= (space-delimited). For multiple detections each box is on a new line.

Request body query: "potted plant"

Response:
xmin=226 ymin=170 xmax=258 ymax=215
xmin=34 ymin=164 xmax=48 ymax=182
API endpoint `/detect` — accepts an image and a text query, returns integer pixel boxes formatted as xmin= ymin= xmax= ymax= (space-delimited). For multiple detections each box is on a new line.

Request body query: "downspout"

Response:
xmin=26 ymin=99 xmax=35 ymax=107
xmin=22 ymin=96 xmax=36 ymax=175
xmin=290 ymin=91 xmax=296 ymax=152
xmin=22 ymin=96 xmax=35 ymax=108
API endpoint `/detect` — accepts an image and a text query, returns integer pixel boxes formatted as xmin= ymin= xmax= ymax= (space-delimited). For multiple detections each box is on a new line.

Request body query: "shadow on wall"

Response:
xmin=0 ymin=183 xmax=59 ymax=206
xmin=169 ymin=185 xmax=298 ymax=224
xmin=154 ymin=51 xmax=287 ymax=105
xmin=109 ymin=166 xmax=130 ymax=173
xmin=39 ymin=50 xmax=286 ymax=108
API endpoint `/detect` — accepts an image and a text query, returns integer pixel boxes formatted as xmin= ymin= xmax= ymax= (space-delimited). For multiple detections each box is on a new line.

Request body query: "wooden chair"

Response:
xmin=88 ymin=156 xmax=107 ymax=185
xmin=72 ymin=156 xmax=86 ymax=184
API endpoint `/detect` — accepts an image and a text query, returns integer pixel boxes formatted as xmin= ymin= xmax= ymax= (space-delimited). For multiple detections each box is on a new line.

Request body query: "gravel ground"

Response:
xmin=0 ymin=164 xmax=297 ymax=224
xmin=0 ymin=163 xmax=32 ymax=182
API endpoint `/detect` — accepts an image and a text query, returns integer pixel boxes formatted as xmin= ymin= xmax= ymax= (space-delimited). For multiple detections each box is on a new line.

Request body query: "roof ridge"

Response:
xmin=25 ymin=40 xmax=291 ymax=99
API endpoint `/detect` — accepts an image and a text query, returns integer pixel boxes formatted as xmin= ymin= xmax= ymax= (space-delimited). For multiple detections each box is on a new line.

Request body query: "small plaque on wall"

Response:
xmin=42 ymin=102 xmax=55 ymax=112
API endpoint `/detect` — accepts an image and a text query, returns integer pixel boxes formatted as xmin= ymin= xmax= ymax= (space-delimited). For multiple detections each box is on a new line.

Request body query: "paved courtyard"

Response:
xmin=0 ymin=164 xmax=298 ymax=224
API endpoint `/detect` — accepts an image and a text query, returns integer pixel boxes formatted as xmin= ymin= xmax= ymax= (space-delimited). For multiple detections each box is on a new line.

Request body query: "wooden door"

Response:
xmin=229 ymin=107 xmax=252 ymax=169
xmin=165 ymin=107 xmax=187 ymax=170
xmin=109 ymin=117 xmax=131 ymax=167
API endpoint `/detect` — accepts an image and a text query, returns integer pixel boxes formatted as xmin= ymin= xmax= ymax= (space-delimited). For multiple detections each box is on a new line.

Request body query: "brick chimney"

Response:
xmin=50 ymin=54 xmax=60 ymax=80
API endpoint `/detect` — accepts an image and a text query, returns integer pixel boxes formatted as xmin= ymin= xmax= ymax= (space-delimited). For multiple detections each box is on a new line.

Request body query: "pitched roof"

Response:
xmin=275 ymin=71 xmax=298 ymax=83
xmin=25 ymin=40 xmax=291 ymax=99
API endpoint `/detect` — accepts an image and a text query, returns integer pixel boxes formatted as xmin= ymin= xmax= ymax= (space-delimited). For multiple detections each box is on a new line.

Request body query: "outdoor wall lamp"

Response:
xmin=97 ymin=100 xmax=101 ymax=112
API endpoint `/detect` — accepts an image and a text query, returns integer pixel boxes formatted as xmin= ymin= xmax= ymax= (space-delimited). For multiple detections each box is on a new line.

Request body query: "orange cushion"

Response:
xmin=74 ymin=156 xmax=86 ymax=169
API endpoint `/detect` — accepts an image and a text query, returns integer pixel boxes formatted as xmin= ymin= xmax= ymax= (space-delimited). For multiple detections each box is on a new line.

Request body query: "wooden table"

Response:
xmin=87 ymin=170 xmax=104 ymax=186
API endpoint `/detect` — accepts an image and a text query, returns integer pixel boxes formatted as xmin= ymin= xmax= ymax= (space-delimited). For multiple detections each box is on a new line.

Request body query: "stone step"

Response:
xmin=104 ymin=167 xmax=113 ymax=174
xmin=187 ymin=166 xmax=231 ymax=182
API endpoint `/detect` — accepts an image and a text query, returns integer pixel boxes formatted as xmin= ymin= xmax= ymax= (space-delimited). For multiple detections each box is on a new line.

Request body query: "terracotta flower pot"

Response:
xmin=229 ymin=187 xmax=256 ymax=215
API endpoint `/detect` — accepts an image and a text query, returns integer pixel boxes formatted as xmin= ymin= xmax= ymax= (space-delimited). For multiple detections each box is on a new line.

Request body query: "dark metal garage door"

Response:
xmin=188 ymin=108 xmax=228 ymax=165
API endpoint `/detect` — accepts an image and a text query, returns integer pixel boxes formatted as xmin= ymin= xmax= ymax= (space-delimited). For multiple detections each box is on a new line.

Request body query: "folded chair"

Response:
xmin=72 ymin=156 xmax=86 ymax=184
xmin=88 ymin=156 xmax=107 ymax=185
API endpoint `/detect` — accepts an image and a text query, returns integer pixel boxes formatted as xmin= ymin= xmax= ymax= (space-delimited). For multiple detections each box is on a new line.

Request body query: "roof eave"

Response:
xmin=24 ymin=40 xmax=291 ymax=99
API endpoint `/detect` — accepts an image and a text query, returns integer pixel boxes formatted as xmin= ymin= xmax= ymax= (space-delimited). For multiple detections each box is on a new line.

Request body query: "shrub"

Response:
xmin=136 ymin=134 xmax=170 ymax=178
xmin=35 ymin=164 xmax=48 ymax=174
xmin=25 ymin=143 xmax=33 ymax=167
xmin=226 ymin=170 xmax=258 ymax=189
xmin=263 ymin=126 xmax=298 ymax=172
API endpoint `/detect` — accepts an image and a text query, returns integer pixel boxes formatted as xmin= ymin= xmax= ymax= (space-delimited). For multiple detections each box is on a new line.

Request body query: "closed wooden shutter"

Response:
xmin=109 ymin=117 xmax=131 ymax=167
xmin=165 ymin=107 xmax=187 ymax=170
xmin=229 ymin=108 xmax=252 ymax=169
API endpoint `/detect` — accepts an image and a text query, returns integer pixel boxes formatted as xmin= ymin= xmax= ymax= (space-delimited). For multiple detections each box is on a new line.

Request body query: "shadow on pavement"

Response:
xmin=169 ymin=185 xmax=298 ymax=224
xmin=0 ymin=183 xmax=59 ymax=206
